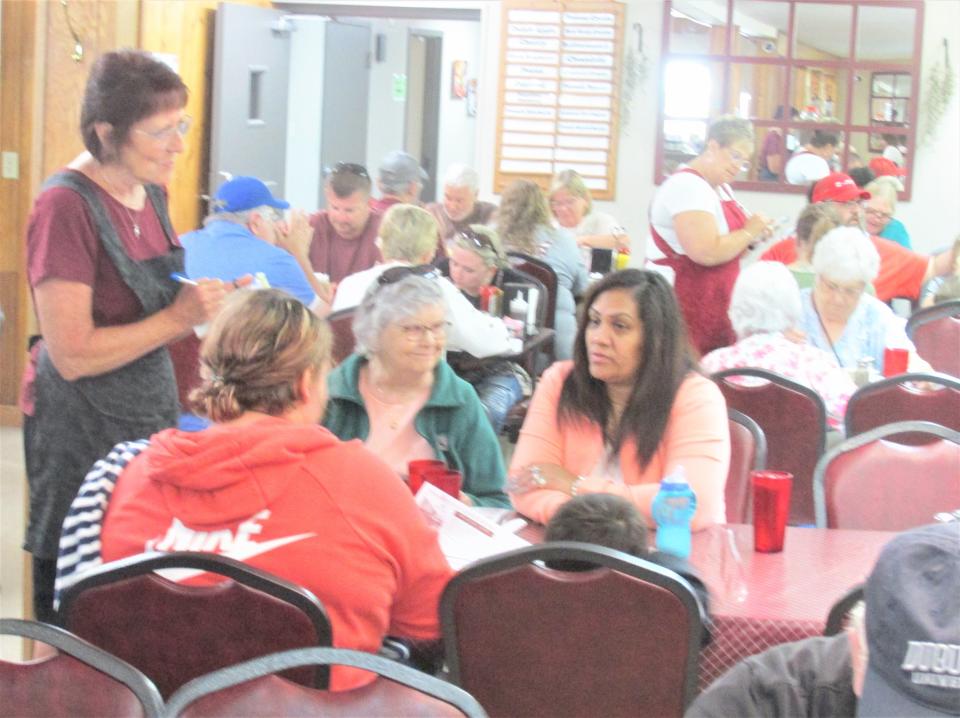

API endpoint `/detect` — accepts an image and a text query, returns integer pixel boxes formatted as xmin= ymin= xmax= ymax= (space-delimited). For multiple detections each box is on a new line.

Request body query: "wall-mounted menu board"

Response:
xmin=495 ymin=1 xmax=624 ymax=200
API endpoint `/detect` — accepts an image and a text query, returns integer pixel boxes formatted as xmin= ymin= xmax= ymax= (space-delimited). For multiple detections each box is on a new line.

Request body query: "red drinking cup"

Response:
xmin=752 ymin=471 xmax=793 ymax=553
xmin=407 ymin=460 xmax=446 ymax=495
xmin=883 ymin=347 xmax=909 ymax=377
xmin=425 ymin=469 xmax=462 ymax=499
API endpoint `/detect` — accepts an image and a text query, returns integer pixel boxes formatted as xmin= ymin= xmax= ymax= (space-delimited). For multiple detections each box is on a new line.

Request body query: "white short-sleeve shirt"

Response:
xmin=649 ymin=169 xmax=729 ymax=254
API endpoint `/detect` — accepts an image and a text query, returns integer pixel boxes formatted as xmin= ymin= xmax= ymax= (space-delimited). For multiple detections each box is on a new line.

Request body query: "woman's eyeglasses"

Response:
xmin=135 ymin=116 xmax=192 ymax=142
xmin=332 ymin=162 xmax=370 ymax=179
xmin=377 ymin=264 xmax=439 ymax=287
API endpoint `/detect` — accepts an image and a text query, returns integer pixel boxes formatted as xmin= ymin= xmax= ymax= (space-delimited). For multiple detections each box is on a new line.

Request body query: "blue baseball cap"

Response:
xmin=213 ymin=176 xmax=290 ymax=213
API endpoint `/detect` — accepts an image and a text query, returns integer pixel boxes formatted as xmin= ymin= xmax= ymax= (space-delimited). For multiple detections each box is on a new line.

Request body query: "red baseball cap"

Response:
xmin=869 ymin=157 xmax=907 ymax=177
xmin=812 ymin=172 xmax=871 ymax=203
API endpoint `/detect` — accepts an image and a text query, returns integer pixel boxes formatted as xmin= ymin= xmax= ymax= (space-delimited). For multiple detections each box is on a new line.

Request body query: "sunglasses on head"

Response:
xmin=377 ymin=264 xmax=439 ymax=287
xmin=457 ymin=228 xmax=497 ymax=254
xmin=332 ymin=162 xmax=370 ymax=179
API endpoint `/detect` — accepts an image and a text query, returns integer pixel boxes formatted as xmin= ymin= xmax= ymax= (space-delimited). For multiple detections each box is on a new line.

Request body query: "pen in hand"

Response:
xmin=170 ymin=272 xmax=198 ymax=286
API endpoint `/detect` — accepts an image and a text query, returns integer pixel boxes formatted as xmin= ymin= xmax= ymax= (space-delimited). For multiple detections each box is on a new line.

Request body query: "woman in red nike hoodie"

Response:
xmin=58 ymin=289 xmax=454 ymax=691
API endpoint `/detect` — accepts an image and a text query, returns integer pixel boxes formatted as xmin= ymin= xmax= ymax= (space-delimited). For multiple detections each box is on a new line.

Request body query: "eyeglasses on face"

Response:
xmin=134 ymin=116 xmax=192 ymax=142
xmin=377 ymin=264 xmax=439 ymax=287
xmin=397 ymin=321 xmax=449 ymax=342
xmin=332 ymin=162 xmax=370 ymax=179
xmin=818 ymin=277 xmax=865 ymax=300
xmin=865 ymin=208 xmax=892 ymax=222
xmin=726 ymin=148 xmax=751 ymax=172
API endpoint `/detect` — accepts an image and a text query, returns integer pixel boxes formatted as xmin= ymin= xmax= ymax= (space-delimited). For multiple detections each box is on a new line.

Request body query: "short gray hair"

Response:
xmin=352 ymin=274 xmax=446 ymax=355
xmin=443 ymin=163 xmax=479 ymax=192
xmin=728 ymin=261 xmax=801 ymax=338
xmin=204 ymin=204 xmax=278 ymax=227
xmin=813 ymin=227 xmax=881 ymax=284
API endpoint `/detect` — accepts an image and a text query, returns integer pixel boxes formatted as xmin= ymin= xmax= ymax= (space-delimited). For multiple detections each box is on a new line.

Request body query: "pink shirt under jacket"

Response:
xmin=509 ymin=361 xmax=730 ymax=528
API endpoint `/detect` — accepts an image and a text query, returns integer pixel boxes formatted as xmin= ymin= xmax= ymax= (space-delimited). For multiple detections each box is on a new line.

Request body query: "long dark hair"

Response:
xmin=558 ymin=270 xmax=696 ymax=468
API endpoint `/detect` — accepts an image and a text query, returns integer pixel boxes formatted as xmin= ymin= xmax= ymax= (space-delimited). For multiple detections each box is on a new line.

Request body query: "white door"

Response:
xmin=209 ymin=3 xmax=291 ymax=200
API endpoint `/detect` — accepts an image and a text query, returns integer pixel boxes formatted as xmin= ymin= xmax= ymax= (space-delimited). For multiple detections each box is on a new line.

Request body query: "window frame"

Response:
xmin=654 ymin=0 xmax=923 ymax=199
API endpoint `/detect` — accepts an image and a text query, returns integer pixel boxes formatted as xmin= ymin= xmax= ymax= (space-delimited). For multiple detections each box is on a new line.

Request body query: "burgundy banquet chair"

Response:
xmin=57 ymin=551 xmax=333 ymax=699
xmin=712 ymin=368 xmax=826 ymax=525
xmin=440 ymin=542 xmax=705 ymax=718
xmin=164 ymin=647 xmax=487 ymax=718
xmin=726 ymin=408 xmax=767 ymax=524
xmin=844 ymin=371 xmax=960 ymax=444
xmin=813 ymin=420 xmax=960 ymax=530
xmin=0 ymin=618 xmax=163 ymax=718
xmin=906 ymin=300 xmax=960 ymax=377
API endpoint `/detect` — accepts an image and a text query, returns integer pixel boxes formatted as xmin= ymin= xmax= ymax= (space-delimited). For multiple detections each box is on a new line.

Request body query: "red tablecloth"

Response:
xmin=518 ymin=522 xmax=894 ymax=690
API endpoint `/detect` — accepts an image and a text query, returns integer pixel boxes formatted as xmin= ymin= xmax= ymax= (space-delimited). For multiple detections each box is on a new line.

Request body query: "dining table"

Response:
xmin=515 ymin=521 xmax=895 ymax=691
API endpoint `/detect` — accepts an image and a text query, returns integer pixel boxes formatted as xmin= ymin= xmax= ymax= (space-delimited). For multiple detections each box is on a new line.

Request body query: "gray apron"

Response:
xmin=25 ymin=171 xmax=184 ymax=559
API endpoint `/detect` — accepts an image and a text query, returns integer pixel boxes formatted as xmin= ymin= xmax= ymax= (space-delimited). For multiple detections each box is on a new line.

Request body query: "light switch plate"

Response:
xmin=1 ymin=151 xmax=19 ymax=180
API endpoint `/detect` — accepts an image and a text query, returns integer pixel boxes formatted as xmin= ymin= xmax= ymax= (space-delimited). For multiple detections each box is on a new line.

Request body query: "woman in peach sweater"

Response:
xmin=509 ymin=269 xmax=730 ymax=528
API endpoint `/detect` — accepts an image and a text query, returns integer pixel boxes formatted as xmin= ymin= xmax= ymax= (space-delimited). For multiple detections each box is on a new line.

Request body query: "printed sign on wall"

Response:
xmin=495 ymin=1 xmax=624 ymax=199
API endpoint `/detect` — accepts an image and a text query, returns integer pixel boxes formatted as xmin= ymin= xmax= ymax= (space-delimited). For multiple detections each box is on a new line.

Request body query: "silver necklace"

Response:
xmin=99 ymin=166 xmax=143 ymax=238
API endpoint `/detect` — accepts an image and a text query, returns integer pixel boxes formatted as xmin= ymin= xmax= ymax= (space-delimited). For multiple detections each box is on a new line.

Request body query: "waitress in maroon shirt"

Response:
xmin=22 ymin=51 xmax=229 ymax=622
xmin=649 ymin=116 xmax=774 ymax=355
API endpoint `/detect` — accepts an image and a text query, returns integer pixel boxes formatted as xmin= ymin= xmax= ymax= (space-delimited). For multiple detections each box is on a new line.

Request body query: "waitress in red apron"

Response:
xmin=650 ymin=116 xmax=773 ymax=355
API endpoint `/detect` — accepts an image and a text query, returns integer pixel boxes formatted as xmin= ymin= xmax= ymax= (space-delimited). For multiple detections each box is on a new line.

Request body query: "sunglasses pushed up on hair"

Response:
xmin=376 ymin=264 xmax=440 ymax=288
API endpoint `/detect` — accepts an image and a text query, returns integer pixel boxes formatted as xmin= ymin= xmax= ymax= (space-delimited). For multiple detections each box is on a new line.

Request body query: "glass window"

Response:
xmin=656 ymin=0 xmax=922 ymax=197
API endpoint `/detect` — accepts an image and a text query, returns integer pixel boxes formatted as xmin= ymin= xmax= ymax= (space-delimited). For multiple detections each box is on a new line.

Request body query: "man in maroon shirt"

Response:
xmin=308 ymin=163 xmax=383 ymax=283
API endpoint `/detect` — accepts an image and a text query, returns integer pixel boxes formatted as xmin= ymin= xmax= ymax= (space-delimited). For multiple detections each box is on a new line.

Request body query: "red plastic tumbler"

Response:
xmin=882 ymin=347 xmax=909 ymax=377
xmin=752 ymin=471 xmax=793 ymax=553
xmin=407 ymin=460 xmax=446 ymax=495
xmin=425 ymin=469 xmax=463 ymax=499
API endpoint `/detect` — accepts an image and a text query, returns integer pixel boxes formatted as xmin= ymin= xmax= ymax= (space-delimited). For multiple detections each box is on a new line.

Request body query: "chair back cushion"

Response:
xmin=178 ymin=674 xmax=467 ymax=717
xmin=64 ymin=572 xmax=323 ymax=698
xmin=0 ymin=653 xmax=149 ymax=718
xmin=507 ymin=253 xmax=558 ymax=329
xmin=907 ymin=301 xmax=960 ymax=377
xmin=447 ymin=562 xmax=693 ymax=717
xmin=726 ymin=413 xmax=763 ymax=523
xmin=713 ymin=370 xmax=825 ymax=525
xmin=845 ymin=374 xmax=960 ymax=445
xmin=823 ymin=439 xmax=960 ymax=530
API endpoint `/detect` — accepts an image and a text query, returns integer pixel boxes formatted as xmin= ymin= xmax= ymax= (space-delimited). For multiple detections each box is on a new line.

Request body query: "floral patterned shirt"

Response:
xmin=701 ymin=332 xmax=856 ymax=428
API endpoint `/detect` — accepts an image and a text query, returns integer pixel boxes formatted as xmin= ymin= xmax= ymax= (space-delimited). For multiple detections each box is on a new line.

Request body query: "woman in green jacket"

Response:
xmin=323 ymin=268 xmax=511 ymax=508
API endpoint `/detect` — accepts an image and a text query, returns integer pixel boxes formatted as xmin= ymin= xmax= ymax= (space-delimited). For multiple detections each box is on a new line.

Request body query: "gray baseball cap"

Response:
xmin=379 ymin=151 xmax=428 ymax=187
xmin=857 ymin=522 xmax=960 ymax=717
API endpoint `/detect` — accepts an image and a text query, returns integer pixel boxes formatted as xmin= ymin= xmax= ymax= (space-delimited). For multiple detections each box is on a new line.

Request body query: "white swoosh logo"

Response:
xmin=155 ymin=532 xmax=317 ymax=582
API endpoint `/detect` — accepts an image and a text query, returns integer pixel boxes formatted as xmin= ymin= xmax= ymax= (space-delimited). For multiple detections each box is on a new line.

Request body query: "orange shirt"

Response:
xmin=509 ymin=362 xmax=729 ymax=527
xmin=761 ymin=235 xmax=928 ymax=301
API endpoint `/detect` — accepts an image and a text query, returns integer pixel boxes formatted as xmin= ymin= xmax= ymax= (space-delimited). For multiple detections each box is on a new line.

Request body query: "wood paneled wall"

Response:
xmin=0 ymin=0 xmax=39 ymax=414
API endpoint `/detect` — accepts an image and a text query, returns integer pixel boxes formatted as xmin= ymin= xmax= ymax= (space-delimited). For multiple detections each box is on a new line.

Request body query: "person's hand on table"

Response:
xmin=458 ymin=492 xmax=474 ymax=506
xmin=508 ymin=463 xmax=579 ymax=495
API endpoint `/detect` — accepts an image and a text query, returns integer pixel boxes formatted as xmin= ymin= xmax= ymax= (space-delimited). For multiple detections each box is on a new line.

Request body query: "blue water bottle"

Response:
xmin=652 ymin=466 xmax=697 ymax=559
